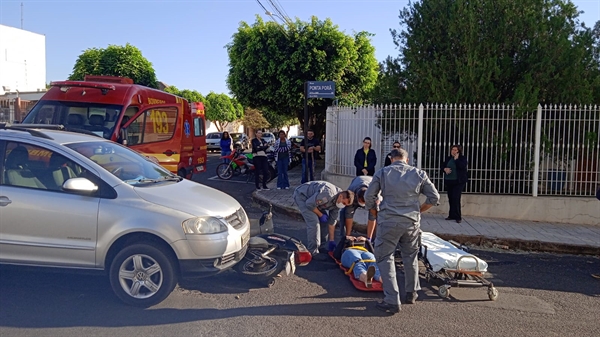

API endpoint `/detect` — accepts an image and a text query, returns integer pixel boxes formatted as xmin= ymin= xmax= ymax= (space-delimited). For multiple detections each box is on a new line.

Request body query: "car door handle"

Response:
xmin=163 ymin=150 xmax=177 ymax=156
xmin=0 ymin=196 xmax=12 ymax=207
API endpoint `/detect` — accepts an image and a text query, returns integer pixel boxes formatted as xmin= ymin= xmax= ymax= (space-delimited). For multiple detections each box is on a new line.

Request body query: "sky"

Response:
xmin=0 ymin=0 xmax=598 ymax=96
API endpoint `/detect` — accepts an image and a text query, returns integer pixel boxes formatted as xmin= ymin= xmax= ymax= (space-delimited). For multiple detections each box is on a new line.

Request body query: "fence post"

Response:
xmin=417 ymin=103 xmax=424 ymax=169
xmin=532 ymin=104 xmax=542 ymax=197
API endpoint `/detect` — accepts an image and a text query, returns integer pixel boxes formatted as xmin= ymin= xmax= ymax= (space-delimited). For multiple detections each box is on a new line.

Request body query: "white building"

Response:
xmin=0 ymin=24 xmax=46 ymax=96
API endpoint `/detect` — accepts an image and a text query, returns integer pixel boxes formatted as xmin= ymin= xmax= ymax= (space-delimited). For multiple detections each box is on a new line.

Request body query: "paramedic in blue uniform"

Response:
xmin=365 ymin=148 xmax=440 ymax=314
xmin=293 ymin=181 xmax=354 ymax=260
xmin=340 ymin=176 xmax=379 ymax=240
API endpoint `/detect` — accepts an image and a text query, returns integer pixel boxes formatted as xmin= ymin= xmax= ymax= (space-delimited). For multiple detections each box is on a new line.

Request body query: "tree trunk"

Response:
xmin=295 ymin=103 xmax=328 ymax=139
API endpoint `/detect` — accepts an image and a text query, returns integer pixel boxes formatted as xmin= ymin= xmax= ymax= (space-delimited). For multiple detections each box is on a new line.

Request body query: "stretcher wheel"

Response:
xmin=438 ymin=285 xmax=450 ymax=299
xmin=487 ymin=287 xmax=499 ymax=301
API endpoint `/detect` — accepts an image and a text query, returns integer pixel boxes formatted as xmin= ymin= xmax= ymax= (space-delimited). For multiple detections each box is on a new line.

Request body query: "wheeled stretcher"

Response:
xmin=418 ymin=232 xmax=499 ymax=301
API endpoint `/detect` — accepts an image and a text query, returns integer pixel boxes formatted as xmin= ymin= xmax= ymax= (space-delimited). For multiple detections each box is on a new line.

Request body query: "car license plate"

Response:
xmin=241 ymin=230 xmax=250 ymax=247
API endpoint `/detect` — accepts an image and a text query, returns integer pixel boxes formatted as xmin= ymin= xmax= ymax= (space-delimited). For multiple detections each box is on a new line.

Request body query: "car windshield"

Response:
xmin=207 ymin=133 xmax=221 ymax=139
xmin=22 ymin=100 xmax=123 ymax=139
xmin=230 ymin=133 xmax=243 ymax=141
xmin=263 ymin=133 xmax=274 ymax=138
xmin=65 ymin=141 xmax=177 ymax=185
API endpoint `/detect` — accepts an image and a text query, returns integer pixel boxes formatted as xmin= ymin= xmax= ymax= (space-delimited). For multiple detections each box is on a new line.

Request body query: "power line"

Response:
xmin=254 ymin=0 xmax=269 ymax=14
xmin=273 ymin=0 xmax=292 ymax=22
xmin=267 ymin=0 xmax=292 ymax=24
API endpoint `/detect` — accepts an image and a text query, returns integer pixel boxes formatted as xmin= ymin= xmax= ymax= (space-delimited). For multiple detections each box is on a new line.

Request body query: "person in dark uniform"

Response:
xmin=293 ymin=181 xmax=354 ymax=260
xmin=365 ymin=148 xmax=440 ymax=314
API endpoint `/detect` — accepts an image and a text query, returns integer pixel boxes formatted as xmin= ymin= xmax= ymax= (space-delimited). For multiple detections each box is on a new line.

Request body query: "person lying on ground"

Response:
xmin=333 ymin=235 xmax=382 ymax=288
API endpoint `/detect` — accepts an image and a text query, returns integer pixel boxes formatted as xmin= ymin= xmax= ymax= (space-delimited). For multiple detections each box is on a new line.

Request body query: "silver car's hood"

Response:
xmin=133 ymin=180 xmax=240 ymax=218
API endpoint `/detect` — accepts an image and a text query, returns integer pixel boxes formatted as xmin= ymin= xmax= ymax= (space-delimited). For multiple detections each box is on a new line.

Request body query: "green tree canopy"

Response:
xmin=369 ymin=56 xmax=405 ymax=105
xmin=392 ymin=0 xmax=600 ymax=106
xmin=226 ymin=16 xmax=378 ymax=136
xmin=204 ymin=92 xmax=244 ymax=131
xmin=262 ymin=109 xmax=298 ymax=131
xmin=69 ymin=43 xmax=158 ymax=88
xmin=164 ymin=86 xmax=205 ymax=103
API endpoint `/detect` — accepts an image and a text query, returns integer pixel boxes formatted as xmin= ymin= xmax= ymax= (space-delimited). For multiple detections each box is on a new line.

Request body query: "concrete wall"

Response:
xmin=0 ymin=25 xmax=46 ymax=95
xmin=322 ymin=170 xmax=600 ymax=226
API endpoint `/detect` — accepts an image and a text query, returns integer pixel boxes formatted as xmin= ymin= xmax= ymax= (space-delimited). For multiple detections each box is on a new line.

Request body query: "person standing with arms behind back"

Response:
xmin=441 ymin=144 xmax=469 ymax=223
xmin=365 ymin=148 xmax=440 ymax=314
xmin=251 ymin=130 xmax=270 ymax=191
xmin=300 ymin=129 xmax=321 ymax=183
xmin=273 ymin=130 xmax=291 ymax=190
xmin=354 ymin=137 xmax=377 ymax=176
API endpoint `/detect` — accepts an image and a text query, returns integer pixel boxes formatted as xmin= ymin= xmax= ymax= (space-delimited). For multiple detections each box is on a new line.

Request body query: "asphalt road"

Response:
xmin=1 ymin=154 xmax=599 ymax=337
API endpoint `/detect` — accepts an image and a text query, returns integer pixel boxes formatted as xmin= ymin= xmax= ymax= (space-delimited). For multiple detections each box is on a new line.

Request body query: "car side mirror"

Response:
xmin=62 ymin=177 xmax=99 ymax=193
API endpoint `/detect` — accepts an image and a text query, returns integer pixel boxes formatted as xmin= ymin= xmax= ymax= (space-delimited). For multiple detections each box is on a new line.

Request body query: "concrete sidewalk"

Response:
xmin=252 ymin=160 xmax=600 ymax=255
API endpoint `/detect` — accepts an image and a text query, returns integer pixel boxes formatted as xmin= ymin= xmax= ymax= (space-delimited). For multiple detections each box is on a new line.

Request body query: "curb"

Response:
xmin=251 ymin=192 xmax=600 ymax=256
xmin=252 ymin=190 xmax=304 ymax=221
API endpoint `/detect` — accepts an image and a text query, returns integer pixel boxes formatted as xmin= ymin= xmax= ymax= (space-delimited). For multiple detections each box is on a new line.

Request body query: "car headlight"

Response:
xmin=182 ymin=217 xmax=228 ymax=234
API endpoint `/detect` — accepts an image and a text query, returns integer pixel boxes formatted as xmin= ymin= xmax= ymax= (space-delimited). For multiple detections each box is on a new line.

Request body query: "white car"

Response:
xmin=0 ymin=125 xmax=249 ymax=307
xmin=262 ymin=132 xmax=276 ymax=145
xmin=206 ymin=132 xmax=223 ymax=152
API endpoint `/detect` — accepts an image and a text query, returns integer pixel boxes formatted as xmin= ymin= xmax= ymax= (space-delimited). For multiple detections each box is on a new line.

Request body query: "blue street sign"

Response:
xmin=306 ymin=81 xmax=336 ymax=98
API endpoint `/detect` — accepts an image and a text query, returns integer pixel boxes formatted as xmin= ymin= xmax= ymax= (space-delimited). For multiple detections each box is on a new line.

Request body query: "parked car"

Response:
xmin=230 ymin=132 xmax=249 ymax=150
xmin=0 ymin=124 xmax=250 ymax=307
xmin=206 ymin=132 xmax=223 ymax=152
xmin=262 ymin=132 xmax=276 ymax=145
xmin=289 ymin=136 xmax=304 ymax=149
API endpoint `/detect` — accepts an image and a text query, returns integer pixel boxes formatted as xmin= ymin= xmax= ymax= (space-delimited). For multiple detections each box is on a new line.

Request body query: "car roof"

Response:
xmin=0 ymin=125 xmax=110 ymax=145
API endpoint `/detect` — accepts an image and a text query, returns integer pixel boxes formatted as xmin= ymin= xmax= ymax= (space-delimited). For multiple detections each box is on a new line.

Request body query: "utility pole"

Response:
xmin=21 ymin=2 xmax=24 ymax=29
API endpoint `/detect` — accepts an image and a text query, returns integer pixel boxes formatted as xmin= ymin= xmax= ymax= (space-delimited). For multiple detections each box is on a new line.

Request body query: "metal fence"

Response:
xmin=325 ymin=104 xmax=600 ymax=197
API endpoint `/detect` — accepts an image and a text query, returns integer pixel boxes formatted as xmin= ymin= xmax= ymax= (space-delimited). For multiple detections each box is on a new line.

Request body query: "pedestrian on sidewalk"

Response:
xmin=353 ymin=137 xmax=377 ymax=176
xmin=384 ymin=141 xmax=402 ymax=167
xmin=441 ymin=144 xmax=469 ymax=223
xmin=220 ymin=131 xmax=233 ymax=164
xmin=340 ymin=175 xmax=379 ymax=240
xmin=293 ymin=180 xmax=354 ymax=259
xmin=365 ymin=148 xmax=440 ymax=314
xmin=300 ymin=130 xmax=321 ymax=183
xmin=251 ymin=130 xmax=270 ymax=191
xmin=273 ymin=130 xmax=291 ymax=190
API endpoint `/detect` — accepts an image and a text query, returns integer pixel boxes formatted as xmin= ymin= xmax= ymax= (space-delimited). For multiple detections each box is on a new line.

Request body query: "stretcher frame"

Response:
xmin=418 ymin=237 xmax=499 ymax=301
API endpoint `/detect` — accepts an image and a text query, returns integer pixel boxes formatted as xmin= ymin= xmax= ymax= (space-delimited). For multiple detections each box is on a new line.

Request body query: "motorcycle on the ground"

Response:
xmin=234 ymin=204 xmax=312 ymax=286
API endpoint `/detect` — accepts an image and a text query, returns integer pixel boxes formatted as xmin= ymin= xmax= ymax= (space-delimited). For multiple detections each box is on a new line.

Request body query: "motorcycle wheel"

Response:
xmin=216 ymin=163 xmax=234 ymax=180
xmin=234 ymin=250 xmax=284 ymax=284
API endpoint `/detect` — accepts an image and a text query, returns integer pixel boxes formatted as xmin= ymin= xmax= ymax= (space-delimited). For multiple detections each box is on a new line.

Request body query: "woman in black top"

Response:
xmin=251 ymin=130 xmax=270 ymax=190
xmin=441 ymin=144 xmax=469 ymax=223
xmin=353 ymin=137 xmax=377 ymax=176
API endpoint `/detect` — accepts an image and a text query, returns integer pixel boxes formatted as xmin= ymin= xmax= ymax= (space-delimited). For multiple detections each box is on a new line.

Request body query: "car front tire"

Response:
xmin=109 ymin=243 xmax=177 ymax=307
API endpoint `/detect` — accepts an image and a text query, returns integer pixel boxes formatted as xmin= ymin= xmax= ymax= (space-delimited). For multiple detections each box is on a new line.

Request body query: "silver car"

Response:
xmin=206 ymin=132 xmax=222 ymax=152
xmin=0 ymin=125 xmax=249 ymax=307
xmin=262 ymin=132 xmax=276 ymax=145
